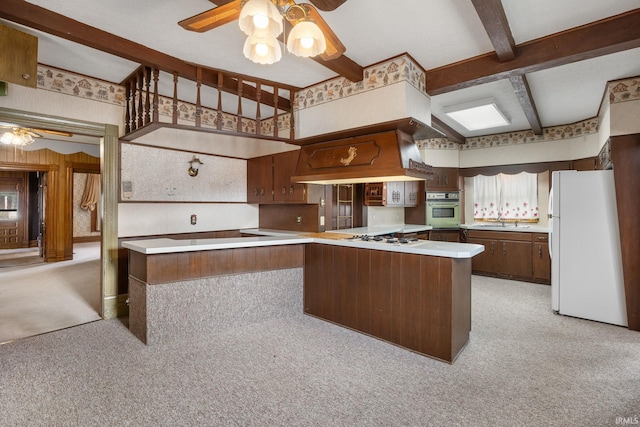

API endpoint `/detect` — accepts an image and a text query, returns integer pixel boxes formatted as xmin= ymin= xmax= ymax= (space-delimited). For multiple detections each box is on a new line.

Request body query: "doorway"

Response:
xmin=0 ymin=107 xmax=120 ymax=341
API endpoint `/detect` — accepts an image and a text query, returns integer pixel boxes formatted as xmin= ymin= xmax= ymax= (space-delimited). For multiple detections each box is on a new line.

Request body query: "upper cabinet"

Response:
xmin=364 ymin=181 xmax=419 ymax=207
xmin=273 ymin=150 xmax=306 ymax=203
xmin=426 ymin=167 xmax=459 ymax=191
xmin=247 ymin=150 xmax=320 ymax=204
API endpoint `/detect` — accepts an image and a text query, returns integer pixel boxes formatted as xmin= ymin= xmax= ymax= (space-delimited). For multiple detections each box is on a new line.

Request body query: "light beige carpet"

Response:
xmin=0 ymin=242 xmax=101 ymax=344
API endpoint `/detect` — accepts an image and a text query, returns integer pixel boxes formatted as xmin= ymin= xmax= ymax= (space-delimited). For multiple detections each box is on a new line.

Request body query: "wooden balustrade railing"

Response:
xmin=122 ymin=65 xmax=297 ymax=141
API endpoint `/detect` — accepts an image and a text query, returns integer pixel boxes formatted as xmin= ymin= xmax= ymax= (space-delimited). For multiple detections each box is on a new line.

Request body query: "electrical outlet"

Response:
xmin=296 ymin=215 xmax=302 ymax=224
xmin=190 ymin=214 xmax=197 ymax=225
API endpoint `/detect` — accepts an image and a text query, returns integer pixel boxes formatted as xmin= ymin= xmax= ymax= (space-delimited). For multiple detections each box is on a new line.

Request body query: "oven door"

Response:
xmin=426 ymin=201 xmax=460 ymax=228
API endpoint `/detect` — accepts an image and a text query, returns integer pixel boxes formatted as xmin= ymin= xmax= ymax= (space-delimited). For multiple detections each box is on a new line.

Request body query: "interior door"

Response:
xmin=37 ymin=172 xmax=46 ymax=257
xmin=0 ymin=179 xmax=22 ymax=249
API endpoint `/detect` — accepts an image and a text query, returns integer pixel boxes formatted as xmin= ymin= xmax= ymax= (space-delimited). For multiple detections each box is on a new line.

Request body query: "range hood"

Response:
xmin=291 ymin=118 xmax=444 ymax=185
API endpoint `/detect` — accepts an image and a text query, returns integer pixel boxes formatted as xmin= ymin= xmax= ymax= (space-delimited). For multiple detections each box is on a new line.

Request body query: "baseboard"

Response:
xmin=73 ymin=236 xmax=101 ymax=243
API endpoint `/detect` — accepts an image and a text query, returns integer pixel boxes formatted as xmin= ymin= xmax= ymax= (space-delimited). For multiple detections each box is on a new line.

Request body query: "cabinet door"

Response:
xmin=532 ymin=234 xmax=551 ymax=283
xmin=499 ymin=240 xmax=533 ymax=278
xmin=430 ymin=230 xmax=460 ymax=242
xmin=468 ymin=238 xmax=498 ymax=274
xmin=247 ymin=155 xmax=272 ymax=203
xmin=385 ymin=181 xmax=405 ymax=206
xmin=404 ymin=181 xmax=419 ymax=207
xmin=427 ymin=167 xmax=459 ymax=190
xmin=273 ymin=150 xmax=306 ymax=203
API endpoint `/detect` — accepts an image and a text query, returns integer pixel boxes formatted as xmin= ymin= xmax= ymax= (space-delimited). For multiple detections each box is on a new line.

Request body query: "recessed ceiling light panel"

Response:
xmin=444 ymin=98 xmax=510 ymax=131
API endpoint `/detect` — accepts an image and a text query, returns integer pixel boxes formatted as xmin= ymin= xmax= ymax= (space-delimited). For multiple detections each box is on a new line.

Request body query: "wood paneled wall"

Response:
xmin=0 ymin=146 xmax=99 ymax=261
xmin=611 ymin=134 xmax=640 ymax=331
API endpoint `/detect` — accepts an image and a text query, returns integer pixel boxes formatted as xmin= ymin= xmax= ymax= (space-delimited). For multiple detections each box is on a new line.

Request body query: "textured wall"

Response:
xmin=129 ymin=268 xmax=303 ymax=345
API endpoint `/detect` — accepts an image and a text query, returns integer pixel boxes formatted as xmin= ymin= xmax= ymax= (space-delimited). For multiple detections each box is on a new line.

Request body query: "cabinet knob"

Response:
xmin=281 ymin=186 xmax=286 ymax=195
xmin=289 ymin=186 xmax=294 ymax=195
xmin=538 ymin=246 xmax=542 ymax=257
xmin=502 ymin=243 xmax=507 ymax=255
xmin=490 ymin=242 xmax=495 ymax=254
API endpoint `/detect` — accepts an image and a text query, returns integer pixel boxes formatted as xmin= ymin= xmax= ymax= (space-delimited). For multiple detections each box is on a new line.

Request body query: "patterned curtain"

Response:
xmin=499 ymin=172 xmax=538 ymax=220
xmin=473 ymin=175 xmax=500 ymax=220
xmin=474 ymin=172 xmax=539 ymax=222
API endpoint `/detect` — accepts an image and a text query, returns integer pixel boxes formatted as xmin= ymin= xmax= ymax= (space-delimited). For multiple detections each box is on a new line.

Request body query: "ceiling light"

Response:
xmin=444 ymin=99 xmax=510 ymax=131
xmin=287 ymin=18 xmax=326 ymax=57
xmin=238 ymin=0 xmax=283 ymax=38
xmin=243 ymin=34 xmax=282 ymax=64
xmin=0 ymin=128 xmax=37 ymax=146
xmin=239 ymin=1 xmax=326 ymax=64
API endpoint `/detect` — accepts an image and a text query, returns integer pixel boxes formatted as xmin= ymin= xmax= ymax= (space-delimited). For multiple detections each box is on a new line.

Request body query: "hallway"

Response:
xmin=0 ymin=242 xmax=101 ymax=344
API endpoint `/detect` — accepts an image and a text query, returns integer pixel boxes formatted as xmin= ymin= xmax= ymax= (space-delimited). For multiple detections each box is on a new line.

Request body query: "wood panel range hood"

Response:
xmin=291 ymin=118 xmax=444 ymax=185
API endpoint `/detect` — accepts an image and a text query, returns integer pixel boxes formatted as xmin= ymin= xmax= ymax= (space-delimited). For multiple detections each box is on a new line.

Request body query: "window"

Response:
xmin=473 ymin=172 xmax=538 ymax=222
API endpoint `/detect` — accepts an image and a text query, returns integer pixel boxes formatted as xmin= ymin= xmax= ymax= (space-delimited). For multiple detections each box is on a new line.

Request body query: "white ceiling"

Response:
xmin=3 ymin=0 xmax=640 ymax=142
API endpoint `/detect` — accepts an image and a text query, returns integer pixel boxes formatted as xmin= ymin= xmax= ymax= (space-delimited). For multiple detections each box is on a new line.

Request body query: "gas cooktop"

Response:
xmin=344 ymin=235 xmax=423 ymax=245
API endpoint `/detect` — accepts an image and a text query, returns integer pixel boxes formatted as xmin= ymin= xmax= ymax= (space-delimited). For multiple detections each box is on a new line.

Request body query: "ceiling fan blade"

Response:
xmin=304 ymin=4 xmax=346 ymax=60
xmin=179 ymin=0 xmax=243 ymax=33
xmin=30 ymin=128 xmax=73 ymax=138
xmin=308 ymin=0 xmax=348 ymax=11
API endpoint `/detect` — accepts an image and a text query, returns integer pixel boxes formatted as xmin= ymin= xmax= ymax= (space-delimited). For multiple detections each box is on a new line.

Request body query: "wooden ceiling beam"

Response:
xmin=430 ymin=116 xmax=465 ymax=144
xmin=427 ymin=9 xmax=640 ymax=95
xmin=471 ymin=0 xmax=517 ymax=61
xmin=0 ymin=0 xmax=294 ymax=109
xmin=510 ymin=74 xmax=543 ymax=135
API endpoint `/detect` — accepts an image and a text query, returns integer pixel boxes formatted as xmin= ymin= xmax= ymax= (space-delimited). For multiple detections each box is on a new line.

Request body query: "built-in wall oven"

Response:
xmin=426 ymin=192 xmax=460 ymax=229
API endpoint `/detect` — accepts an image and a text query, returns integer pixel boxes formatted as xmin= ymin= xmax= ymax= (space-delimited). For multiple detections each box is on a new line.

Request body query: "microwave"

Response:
xmin=426 ymin=192 xmax=460 ymax=229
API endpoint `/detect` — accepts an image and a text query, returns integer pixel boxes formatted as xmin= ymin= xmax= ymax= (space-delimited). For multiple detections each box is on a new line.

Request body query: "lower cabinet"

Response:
xmin=467 ymin=230 xmax=550 ymax=284
xmin=304 ymin=243 xmax=471 ymax=363
xmin=429 ymin=230 xmax=460 ymax=242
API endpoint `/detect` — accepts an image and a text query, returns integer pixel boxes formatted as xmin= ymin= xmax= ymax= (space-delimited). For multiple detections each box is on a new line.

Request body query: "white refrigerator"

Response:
xmin=550 ymin=170 xmax=627 ymax=326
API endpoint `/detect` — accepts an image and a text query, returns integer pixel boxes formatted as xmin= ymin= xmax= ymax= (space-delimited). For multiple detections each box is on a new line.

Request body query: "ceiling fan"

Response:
xmin=0 ymin=125 xmax=73 ymax=146
xmin=178 ymin=0 xmax=347 ymax=62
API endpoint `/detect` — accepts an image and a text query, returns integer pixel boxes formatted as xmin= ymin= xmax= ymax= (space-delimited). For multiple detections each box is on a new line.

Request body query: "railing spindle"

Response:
xmin=125 ymin=83 xmax=131 ymax=133
xmin=130 ymin=76 xmax=137 ymax=131
xmin=255 ymin=82 xmax=261 ymax=136
xmin=137 ymin=68 xmax=144 ymax=128
xmin=144 ymin=67 xmax=151 ymax=125
xmin=273 ymin=86 xmax=279 ymax=139
xmin=152 ymin=68 xmax=159 ymax=123
xmin=217 ymin=71 xmax=223 ymax=130
xmin=237 ymin=77 xmax=243 ymax=133
xmin=172 ymin=72 xmax=179 ymax=125
xmin=289 ymin=89 xmax=295 ymax=140
xmin=195 ymin=67 xmax=202 ymax=128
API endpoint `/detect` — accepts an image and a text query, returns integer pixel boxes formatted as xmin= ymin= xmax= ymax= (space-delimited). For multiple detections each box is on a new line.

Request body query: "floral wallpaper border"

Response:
xmin=35 ymin=64 xmax=639 ymax=150
xmin=609 ymin=77 xmax=640 ymax=104
xmin=293 ymin=54 xmax=426 ymax=111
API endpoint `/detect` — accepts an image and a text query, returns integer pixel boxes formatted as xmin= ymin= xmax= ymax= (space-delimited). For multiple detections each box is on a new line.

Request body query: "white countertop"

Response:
xmin=122 ymin=235 xmax=313 ymax=254
xmin=123 ymin=225 xmax=482 ymax=259
xmin=460 ymin=223 xmax=550 ymax=233
xmin=325 ymin=224 xmax=432 ymax=236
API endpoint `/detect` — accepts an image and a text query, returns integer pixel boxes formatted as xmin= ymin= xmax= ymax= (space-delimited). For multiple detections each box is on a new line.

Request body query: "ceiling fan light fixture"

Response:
xmin=243 ymin=34 xmax=282 ymax=64
xmin=287 ymin=18 xmax=326 ymax=57
xmin=239 ymin=0 xmax=283 ymax=38
xmin=0 ymin=128 xmax=36 ymax=146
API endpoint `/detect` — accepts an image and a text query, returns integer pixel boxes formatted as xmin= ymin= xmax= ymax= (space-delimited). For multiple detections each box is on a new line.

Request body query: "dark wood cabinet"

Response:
xmin=426 ymin=167 xmax=459 ymax=191
xmin=273 ymin=150 xmax=306 ymax=203
xmin=247 ymin=155 xmax=273 ymax=203
xmin=247 ymin=150 xmax=314 ymax=204
xmin=467 ymin=230 xmax=548 ymax=283
xmin=303 ymin=243 xmax=471 ymax=363
xmin=429 ymin=230 xmax=460 ymax=242
xmin=532 ymin=233 xmax=551 ymax=283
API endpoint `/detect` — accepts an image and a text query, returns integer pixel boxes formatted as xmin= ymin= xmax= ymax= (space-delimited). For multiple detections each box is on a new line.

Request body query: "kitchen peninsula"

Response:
xmin=123 ymin=231 xmax=483 ymax=363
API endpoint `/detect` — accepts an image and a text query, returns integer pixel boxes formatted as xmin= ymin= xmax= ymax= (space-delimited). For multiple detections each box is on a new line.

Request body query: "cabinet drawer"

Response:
xmin=467 ymin=230 xmax=532 ymax=242
xmin=533 ymin=233 xmax=548 ymax=242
